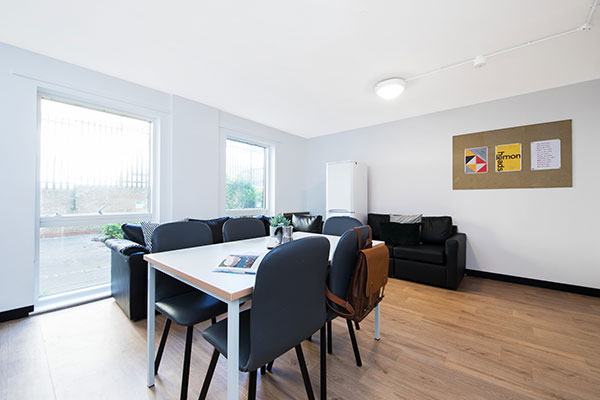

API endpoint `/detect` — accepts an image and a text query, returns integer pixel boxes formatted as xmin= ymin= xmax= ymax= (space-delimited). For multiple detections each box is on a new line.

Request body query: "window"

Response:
xmin=40 ymin=99 xmax=152 ymax=216
xmin=38 ymin=97 xmax=153 ymax=298
xmin=225 ymin=138 xmax=268 ymax=211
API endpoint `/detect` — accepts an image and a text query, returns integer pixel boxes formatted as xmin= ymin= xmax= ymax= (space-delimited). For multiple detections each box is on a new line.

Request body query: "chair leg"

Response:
xmin=260 ymin=365 xmax=266 ymax=375
xmin=295 ymin=344 xmax=315 ymax=400
xmin=346 ymin=319 xmax=362 ymax=367
xmin=266 ymin=360 xmax=274 ymax=372
xmin=248 ymin=370 xmax=258 ymax=400
xmin=327 ymin=320 xmax=332 ymax=354
xmin=198 ymin=349 xmax=220 ymax=400
xmin=180 ymin=326 xmax=194 ymax=400
xmin=354 ymin=321 xmax=360 ymax=331
xmin=307 ymin=335 xmax=312 ymax=342
xmin=155 ymin=318 xmax=172 ymax=375
xmin=320 ymin=325 xmax=326 ymax=400
xmin=211 ymin=317 xmax=217 ymax=325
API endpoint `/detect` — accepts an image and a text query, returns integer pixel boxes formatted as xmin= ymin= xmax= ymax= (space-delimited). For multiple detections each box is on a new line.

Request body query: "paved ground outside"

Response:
xmin=39 ymin=233 xmax=110 ymax=296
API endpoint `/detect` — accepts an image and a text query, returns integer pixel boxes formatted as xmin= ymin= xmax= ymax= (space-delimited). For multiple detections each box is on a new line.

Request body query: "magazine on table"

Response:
xmin=213 ymin=254 xmax=260 ymax=274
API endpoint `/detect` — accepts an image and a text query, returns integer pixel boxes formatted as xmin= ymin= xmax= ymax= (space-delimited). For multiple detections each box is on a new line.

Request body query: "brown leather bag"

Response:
xmin=326 ymin=226 xmax=389 ymax=322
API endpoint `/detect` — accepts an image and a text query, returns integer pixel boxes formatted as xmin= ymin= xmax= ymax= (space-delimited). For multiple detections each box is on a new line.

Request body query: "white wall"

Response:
xmin=0 ymin=43 xmax=307 ymax=313
xmin=306 ymin=79 xmax=600 ymax=289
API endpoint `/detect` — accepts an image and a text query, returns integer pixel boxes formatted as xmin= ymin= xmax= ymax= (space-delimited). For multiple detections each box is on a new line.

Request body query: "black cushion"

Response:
xmin=187 ymin=217 xmax=230 ymax=243
xmin=105 ymin=238 xmax=148 ymax=256
xmin=254 ymin=215 xmax=271 ymax=236
xmin=291 ymin=214 xmax=322 ymax=233
xmin=367 ymin=213 xmax=390 ymax=240
xmin=155 ymin=291 xmax=227 ymax=326
xmin=392 ymin=243 xmax=446 ymax=265
xmin=421 ymin=216 xmax=453 ymax=244
xmin=121 ymin=224 xmax=145 ymax=246
xmin=380 ymin=222 xmax=420 ymax=246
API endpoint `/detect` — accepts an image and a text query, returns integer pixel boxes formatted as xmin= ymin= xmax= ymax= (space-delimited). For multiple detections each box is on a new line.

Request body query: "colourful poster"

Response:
xmin=464 ymin=147 xmax=488 ymax=174
xmin=495 ymin=143 xmax=522 ymax=172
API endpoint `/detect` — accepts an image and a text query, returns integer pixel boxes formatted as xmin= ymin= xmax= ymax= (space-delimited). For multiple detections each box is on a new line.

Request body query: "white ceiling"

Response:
xmin=1 ymin=1 xmax=599 ymax=138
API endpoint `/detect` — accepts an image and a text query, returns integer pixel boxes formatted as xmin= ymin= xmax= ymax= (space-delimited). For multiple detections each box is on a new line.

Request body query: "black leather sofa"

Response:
xmin=368 ymin=214 xmax=466 ymax=290
xmin=105 ymin=214 xmax=324 ymax=320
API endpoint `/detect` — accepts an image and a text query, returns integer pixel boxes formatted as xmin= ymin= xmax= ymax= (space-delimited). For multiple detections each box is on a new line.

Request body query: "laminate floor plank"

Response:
xmin=1 ymin=276 xmax=599 ymax=399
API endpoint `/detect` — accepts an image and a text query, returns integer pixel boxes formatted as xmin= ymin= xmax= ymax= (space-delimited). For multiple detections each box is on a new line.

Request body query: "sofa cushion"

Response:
xmin=254 ymin=215 xmax=271 ymax=236
xmin=367 ymin=213 xmax=390 ymax=240
xmin=421 ymin=216 xmax=453 ymax=244
xmin=392 ymin=243 xmax=446 ymax=265
xmin=380 ymin=222 xmax=420 ymax=246
xmin=291 ymin=214 xmax=322 ymax=233
xmin=140 ymin=221 xmax=160 ymax=252
xmin=187 ymin=217 xmax=230 ymax=244
xmin=121 ymin=224 xmax=145 ymax=246
xmin=390 ymin=214 xmax=422 ymax=223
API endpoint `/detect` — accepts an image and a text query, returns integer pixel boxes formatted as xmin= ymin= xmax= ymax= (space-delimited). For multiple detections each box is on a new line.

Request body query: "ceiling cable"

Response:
xmin=405 ymin=0 xmax=599 ymax=83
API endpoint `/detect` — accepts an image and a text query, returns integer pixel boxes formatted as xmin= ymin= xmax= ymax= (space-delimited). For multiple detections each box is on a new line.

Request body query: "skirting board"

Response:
xmin=0 ymin=305 xmax=34 ymax=323
xmin=466 ymin=270 xmax=600 ymax=298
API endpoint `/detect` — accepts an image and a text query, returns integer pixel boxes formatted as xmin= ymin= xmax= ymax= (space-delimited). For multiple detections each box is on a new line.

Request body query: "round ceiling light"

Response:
xmin=375 ymin=78 xmax=406 ymax=99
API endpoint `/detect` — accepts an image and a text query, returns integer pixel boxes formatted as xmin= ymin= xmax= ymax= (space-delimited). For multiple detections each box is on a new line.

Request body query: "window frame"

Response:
xmin=221 ymin=130 xmax=272 ymax=217
xmin=35 ymin=89 xmax=160 ymax=305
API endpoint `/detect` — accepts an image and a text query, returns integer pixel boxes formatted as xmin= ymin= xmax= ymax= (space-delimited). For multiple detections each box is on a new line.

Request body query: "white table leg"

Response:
xmin=227 ymin=300 xmax=240 ymax=400
xmin=147 ymin=265 xmax=156 ymax=387
xmin=374 ymin=303 xmax=381 ymax=341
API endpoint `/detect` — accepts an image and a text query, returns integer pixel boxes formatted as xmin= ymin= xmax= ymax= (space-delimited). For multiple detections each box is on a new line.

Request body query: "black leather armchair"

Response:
xmin=105 ymin=226 xmax=149 ymax=321
xmin=368 ymin=214 xmax=467 ymax=290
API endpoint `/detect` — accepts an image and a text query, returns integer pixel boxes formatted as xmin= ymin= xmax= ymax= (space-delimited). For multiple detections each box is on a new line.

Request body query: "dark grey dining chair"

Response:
xmin=198 ymin=236 xmax=330 ymax=400
xmin=151 ymin=221 xmax=228 ymax=400
xmin=222 ymin=217 xmax=266 ymax=242
xmin=322 ymin=216 xmax=362 ymax=236
xmin=325 ymin=225 xmax=371 ymax=367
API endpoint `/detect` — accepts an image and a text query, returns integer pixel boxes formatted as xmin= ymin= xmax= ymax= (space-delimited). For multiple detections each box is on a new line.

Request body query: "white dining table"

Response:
xmin=144 ymin=231 xmax=383 ymax=400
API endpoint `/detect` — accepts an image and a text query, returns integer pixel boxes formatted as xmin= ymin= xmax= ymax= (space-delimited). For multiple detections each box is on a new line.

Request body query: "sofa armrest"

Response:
xmin=105 ymin=238 xmax=148 ymax=256
xmin=108 ymin=240 xmax=148 ymax=321
xmin=445 ymin=232 xmax=467 ymax=289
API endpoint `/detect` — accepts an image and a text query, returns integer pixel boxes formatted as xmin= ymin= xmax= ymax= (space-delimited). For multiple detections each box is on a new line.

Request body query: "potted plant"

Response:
xmin=269 ymin=215 xmax=291 ymax=244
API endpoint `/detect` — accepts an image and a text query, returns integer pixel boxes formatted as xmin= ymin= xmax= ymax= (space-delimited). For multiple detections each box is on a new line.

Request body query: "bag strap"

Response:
xmin=325 ymin=285 xmax=355 ymax=319
xmin=354 ymin=227 xmax=362 ymax=250
xmin=353 ymin=226 xmax=373 ymax=251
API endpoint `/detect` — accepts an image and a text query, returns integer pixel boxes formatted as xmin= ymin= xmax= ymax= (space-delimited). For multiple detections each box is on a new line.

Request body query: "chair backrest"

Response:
xmin=328 ymin=226 xmax=371 ymax=307
xmin=322 ymin=216 xmax=362 ymax=236
xmin=152 ymin=221 xmax=213 ymax=302
xmin=243 ymin=236 xmax=330 ymax=372
xmin=222 ymin=218 xmax=266 ymax=242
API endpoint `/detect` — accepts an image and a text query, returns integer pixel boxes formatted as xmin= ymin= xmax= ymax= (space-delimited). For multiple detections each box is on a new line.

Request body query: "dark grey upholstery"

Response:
xmin=153 ymin=222 xmax=210 ymax=304
xmin=325 ymin=225 xmax=371 ymax=367
xmin=200 ymin=236 xmax=330 ymax=399
xmin=327 ymin=226 xmax=370 ymax=319
xmin=222 ymin=218 xmax=267 ymax=242
xmin=322 ymin=216 xmax=362 ymax=236
xmin=152 ymin=222 xmax=227 ymax=325
xmin=150 ymin=221 xmax=227 ymax=400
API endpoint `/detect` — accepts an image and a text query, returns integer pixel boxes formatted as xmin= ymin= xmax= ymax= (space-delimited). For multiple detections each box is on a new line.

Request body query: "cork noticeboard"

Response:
xmin=452 ymin=120 xmax=572 ymax=190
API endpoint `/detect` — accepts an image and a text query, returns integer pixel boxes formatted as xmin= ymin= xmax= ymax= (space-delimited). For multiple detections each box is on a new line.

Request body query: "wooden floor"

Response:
xmin=1 ymin=276 xmax=600 ymax=400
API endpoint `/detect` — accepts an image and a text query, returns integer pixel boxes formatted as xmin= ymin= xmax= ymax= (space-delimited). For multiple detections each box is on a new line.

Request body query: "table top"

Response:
xmin=144 ymin=232 xmax=345 ymax=301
